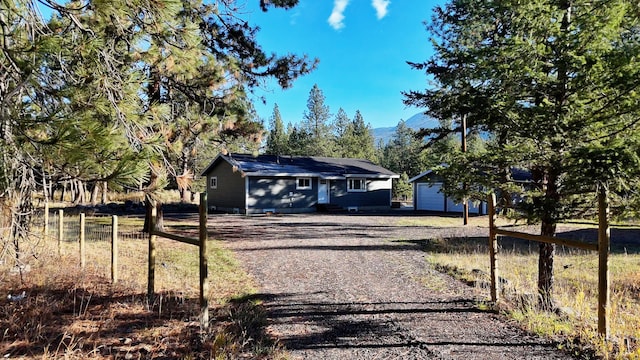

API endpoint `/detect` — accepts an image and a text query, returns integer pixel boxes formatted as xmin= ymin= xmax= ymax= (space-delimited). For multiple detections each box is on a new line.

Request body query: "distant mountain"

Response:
xmin=373 ymin=112 xmax=440 ymax=145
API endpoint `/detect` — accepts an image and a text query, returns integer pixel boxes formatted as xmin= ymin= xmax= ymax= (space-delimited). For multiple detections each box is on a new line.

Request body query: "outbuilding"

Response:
xmin=408 ymin=170 xmax=487 ymax=214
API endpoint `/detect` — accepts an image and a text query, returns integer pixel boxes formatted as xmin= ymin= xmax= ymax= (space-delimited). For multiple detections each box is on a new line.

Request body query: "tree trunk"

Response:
xmin=90 ymin=182 xmax=99 ymax=206
xmin=538 ymin=168 xmax=559 ymax=310
xmin=41 ymin=165 xmax=49 ymax=202
xmin=61 ymin=181 xmax=67 ymax=202
xmin=81 ymin=181 xmax=87 ymax=204
xmin=538 ymin=223 xmax=556 ymax=310
xmin=73 ymin=180 xmax=85 ymax=205
xmin=143 ymin=165 xmax=164 ymax=232
xmin=536 ymin=1 xmax=570 ymax=310
xmin=143 ymin=199 xmax=164 ymax=232
xmin=495 ymin=130 xmax=513 ymax=215
xmin=48 ymin=179 xmax=53 ymax=202
xmin=181 ymin=188 xmax=190 ymax=203
xmin=101 ymin=181 xmax=108 ymax=204
xmin=10 ymin=163 xmax=35 ymax=276
xmin=178 ymin=151 xmax=192 ymax=203
xmin=69 ymin=181 xmax=76 ymax=203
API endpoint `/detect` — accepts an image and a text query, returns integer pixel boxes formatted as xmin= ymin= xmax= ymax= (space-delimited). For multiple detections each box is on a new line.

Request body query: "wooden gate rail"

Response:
xmin=493 ymin=228 xmax=598 ymax=251
xmin=488 ymin=188 xmax=610 ymax=338
xmin=148 ymin=192 xmax=209 ymax=329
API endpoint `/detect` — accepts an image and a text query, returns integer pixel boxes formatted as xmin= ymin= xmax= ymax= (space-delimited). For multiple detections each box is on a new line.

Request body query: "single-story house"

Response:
xmin=200 ymin=153 xmax=399 ymax=214
xmin=408 ymin=170 xmax=487 ymax=214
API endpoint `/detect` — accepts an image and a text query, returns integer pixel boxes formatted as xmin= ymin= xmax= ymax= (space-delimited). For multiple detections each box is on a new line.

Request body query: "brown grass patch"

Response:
xmin=1 ymin=217 xmax=286 ymax=359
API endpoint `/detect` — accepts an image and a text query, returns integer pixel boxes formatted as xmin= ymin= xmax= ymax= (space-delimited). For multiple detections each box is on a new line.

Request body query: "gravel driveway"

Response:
xmin=213 ymin=213 xmax=575 ymax=360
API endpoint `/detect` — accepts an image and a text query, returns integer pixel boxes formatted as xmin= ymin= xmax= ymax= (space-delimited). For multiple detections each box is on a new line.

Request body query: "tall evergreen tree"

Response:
xmin=287 ymin=125 xmax=312 ymax=156
xmin=349 ymin=110 xmax=377 ymax=162
xmin=301 ymin=84 xmax=333 ymax=156
xmin=423 ymin=118 xmax=460 ymax=168
xmin=380 ymin=120 xmax=424 ymax=177
xmin=265 ymin=104 xmax=289 ymax=155
xmin=405 ymin=0 xmax=640 ymax=308
xmin=394 ymin=172 xmax=413 ymax=201
xmin=333 ymin=108 xmax=352 ymax=158
xmin=333 ymin=109 xmax=376 ymax=161
xmin=378 ymin=120 xmax=426 ymax=198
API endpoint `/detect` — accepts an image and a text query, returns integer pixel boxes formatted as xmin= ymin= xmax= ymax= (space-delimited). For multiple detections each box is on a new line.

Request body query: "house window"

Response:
xmin=296 ymin=177 xmax=312 ymax=190
xmin=210 ymin=176 xmax=218 ymax=189
xmin=347 ymin=178 xmax=367 ymax=192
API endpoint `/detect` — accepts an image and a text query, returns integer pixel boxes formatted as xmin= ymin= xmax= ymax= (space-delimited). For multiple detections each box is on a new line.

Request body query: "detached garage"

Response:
xmin=409 ymin=170 xmax=486 ymax=214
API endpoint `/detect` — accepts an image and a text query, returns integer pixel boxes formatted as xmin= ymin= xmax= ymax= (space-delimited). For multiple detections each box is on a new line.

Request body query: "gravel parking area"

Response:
xmin=212 ymin=213 xmax=576 ymax=359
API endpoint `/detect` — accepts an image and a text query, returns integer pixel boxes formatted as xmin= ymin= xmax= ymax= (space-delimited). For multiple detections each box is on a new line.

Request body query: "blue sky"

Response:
xmin=244 ymin=1 xmax=442 ymax=129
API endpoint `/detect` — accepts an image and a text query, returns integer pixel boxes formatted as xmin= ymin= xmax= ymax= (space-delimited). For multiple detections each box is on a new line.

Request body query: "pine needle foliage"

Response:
xmin=0 ymin=0 xmax=316 ymax=264
xmin=405 ymin=0 xmax=640 ymax=308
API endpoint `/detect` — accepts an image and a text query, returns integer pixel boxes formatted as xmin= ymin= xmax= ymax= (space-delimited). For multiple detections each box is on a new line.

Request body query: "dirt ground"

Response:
xmin=211 ymin=212 xmax=579 ymax=360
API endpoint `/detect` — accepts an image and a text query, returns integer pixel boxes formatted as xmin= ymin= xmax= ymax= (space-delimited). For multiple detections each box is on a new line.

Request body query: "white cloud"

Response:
xmin=289 ymin=9 xmax=301 ymax=25
xmin=328 ymin=0 xmax=350 ymax=30
xmin=371 ymin=0 xmax=390 ymax=19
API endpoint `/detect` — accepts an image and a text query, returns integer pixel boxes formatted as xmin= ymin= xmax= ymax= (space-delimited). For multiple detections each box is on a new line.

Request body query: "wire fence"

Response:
xmin=0 ymin=209 xmax=152 ymax=282
xmin=2 ymin=196 xmax=211 ymax=329
xmin=32 ymin=207 xmax=202 ymax=293
xmin=43 ymin=211 xmax=147 ymax=244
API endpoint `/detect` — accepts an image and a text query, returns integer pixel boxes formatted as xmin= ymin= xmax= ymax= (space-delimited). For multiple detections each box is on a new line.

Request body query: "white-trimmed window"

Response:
xmin=296 ymin=177 xmax=312 ymax=190
xmin=347 ymin=178 xmax=367 ymax=192
xmin=209 ymin=176 xmax=218 ymax=189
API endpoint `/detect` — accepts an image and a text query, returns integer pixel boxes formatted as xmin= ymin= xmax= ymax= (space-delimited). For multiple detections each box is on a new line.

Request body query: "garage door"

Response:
xmin=416 ymin=183 xmax=445 ymax=211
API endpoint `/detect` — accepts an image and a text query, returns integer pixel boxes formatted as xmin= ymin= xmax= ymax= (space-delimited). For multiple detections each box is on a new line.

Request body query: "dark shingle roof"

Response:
xmin=202 ymin=153 xmax=398 ymax=179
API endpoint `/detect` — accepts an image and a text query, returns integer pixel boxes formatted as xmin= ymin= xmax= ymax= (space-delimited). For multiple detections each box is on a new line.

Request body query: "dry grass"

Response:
xmin=0 ymin=215 xmax=288 ymax=359
xmin=405 ymin=217 xmax=640 ymax=360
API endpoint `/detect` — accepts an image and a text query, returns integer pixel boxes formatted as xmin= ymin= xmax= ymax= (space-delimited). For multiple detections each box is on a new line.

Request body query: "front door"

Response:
xmin=318 ymin=179 xmax=330 ymax=204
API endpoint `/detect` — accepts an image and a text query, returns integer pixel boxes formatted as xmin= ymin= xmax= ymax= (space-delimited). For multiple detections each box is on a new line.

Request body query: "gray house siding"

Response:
xmin=201 ymin=153 xmax=398 ymax=214
xmin=206 ymin=160 xmax=246 ymax=212
xmin=246 ymin=177 xmax=318 ymax=214
xmin=330 ymin=178 xmax=392 ymax=210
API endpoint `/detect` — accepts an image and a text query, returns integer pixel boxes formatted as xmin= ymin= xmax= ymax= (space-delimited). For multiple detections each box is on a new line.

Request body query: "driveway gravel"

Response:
xmin=213 ymin=213 xmax=576 ymax=360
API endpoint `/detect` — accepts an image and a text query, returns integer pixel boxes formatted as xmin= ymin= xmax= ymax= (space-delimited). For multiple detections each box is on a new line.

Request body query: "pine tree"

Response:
xmin=301 ymin=84 xmax=334 ymax=156
xmin=405 ymin=0 xmax=640 ymax=308
xmin=350 ymin=110 xmax=377 ymax=162
xmin=266 ymin=104 xmax=290 ymax=155
xmin=332 ymin=109 xmax=377 ymax=161
xmin=380 ymin=120 xmax=424 ymax=177
xmin=0 ymin=0 xmax=317 ymax=258
xmin=0 ymin=0 xmax=154 ymax=263
xmin=332 ymin=108 xmax=352 ymax=158
xmin=287 ymin=125 xmax=312 ymax=156
xmin=393 ymin=172 xmax=413 ymax=201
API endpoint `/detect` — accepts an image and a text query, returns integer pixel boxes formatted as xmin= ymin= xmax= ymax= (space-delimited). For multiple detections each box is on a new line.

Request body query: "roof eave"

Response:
xmin=244 ymin=172 xmax=398 ymax=179
xmin=408 ymin=170 xmax=435 ymax=183
xmin=200 ymin=153 xmax=245 ymax=176
xmin=200 ymin=153 xmax=226 ymax=176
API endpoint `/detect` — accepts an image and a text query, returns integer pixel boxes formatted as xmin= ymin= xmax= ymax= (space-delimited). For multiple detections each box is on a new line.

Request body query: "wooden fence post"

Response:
xmin=58 ymin=209 xmax=64 ymax=255
xmin=199 ymin=192 xmax=209 ymax=328
xmin=79 ymin=213 xmax=85 ymax=268
xmin=488 ymin=193 xmax=499 ymax=303
xmin=598 ymin=185 xmax=610 ymax=339
xmin=112 ymin=215 xmax=118 ymax=284
xmin=148 ymin=204 xmax=157 ymax=303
